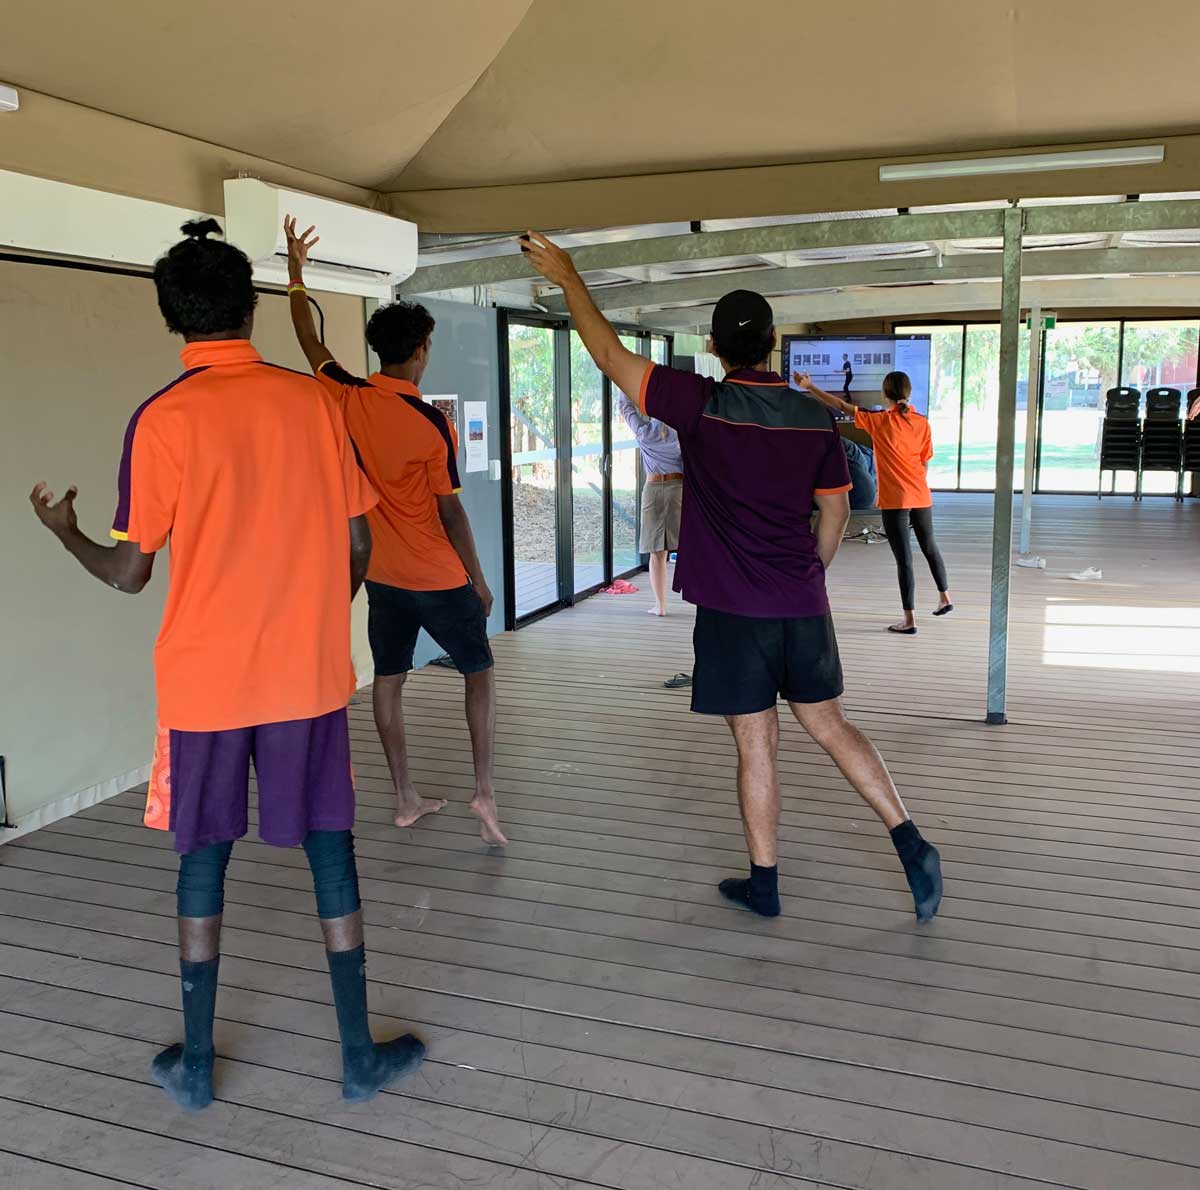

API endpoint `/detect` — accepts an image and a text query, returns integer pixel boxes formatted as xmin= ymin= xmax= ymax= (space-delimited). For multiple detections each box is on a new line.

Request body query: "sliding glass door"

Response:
xmin=1038 ymin=321 xmax=1119 ymax=492
xmin=1121 ymin=320 xmax=1199 ymax=495
xmin=507 ymin=322 xmax=560 ymax=619
xmin=504 ymin=316 xmax=662 ymax=625
xmin=571 ymin=331 xmax=607 ymax=594
xmin=610 ymin=334 xmax=645 ymax=577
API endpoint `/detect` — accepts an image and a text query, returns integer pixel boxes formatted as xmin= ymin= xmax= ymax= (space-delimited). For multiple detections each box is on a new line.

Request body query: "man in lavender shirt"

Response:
xmin=617 ymin=389 xmax=683 ymax=616
xmin=521 ymin=232 xmax=943 ymax=925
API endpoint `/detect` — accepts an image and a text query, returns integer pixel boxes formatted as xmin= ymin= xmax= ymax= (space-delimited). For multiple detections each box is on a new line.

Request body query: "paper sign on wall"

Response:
xmin=464 ymin=400 xmax=488 ymax=473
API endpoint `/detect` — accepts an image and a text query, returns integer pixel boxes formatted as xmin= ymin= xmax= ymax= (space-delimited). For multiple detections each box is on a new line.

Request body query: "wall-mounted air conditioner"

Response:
xmin=223 ymin=178 xmax=417 ymax=298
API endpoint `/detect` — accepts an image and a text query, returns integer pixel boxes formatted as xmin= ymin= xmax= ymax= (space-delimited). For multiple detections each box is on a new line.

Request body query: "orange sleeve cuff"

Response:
xmin=815 ymin=483 xmax=853 ymax=495
xmin=636 ymin=361 xmax=655 ymax=414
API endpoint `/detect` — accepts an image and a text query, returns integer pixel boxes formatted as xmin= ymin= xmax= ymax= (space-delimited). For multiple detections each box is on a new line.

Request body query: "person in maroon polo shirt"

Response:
xmin=521 ymin=232 xmax=943 ymax=924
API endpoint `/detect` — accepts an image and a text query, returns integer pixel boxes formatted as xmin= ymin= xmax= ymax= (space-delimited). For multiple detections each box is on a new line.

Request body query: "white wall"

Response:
xmin=0 ymin=258 xmax=368 ymax=837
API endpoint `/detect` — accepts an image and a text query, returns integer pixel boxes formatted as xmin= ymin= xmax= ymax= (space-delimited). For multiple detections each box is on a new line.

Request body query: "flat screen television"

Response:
xmin=781 ymin=334 xmax=932 ymax=417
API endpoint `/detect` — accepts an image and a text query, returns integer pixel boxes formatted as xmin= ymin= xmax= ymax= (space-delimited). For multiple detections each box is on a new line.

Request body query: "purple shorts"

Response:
xmin=145 ymin=708 xmax=355 ymax=855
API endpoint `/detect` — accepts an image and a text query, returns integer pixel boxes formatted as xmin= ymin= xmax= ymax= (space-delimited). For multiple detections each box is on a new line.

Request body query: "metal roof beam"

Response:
xmin=539 ymin=246 xmax=1200 ymax=315
xmin=639 ymin=274 xmax=1200 ymax=329
xmin=398 ymin=199 xmax=1200 ymax=296
xmin=1022 ymin=199 xmax=1200 ymax=237
xmin=399 ymin=209 xmax=1005 ymax=294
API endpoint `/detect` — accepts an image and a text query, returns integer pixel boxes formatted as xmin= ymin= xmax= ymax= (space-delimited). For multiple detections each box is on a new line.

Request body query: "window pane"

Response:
xmin=1037 ymin=321 xmax=1120 ymax=492
xmin=610 ymin=334 xmax=642 ymax=574
xmin=959 ymin=326 xmax=1000 ymax=489
xmin=899 ymin=325 xmax=962 ymax=488
xmin=1121 ymin=319 xmax=1200 ymax=394
xmin=1121 ymin=320 xmax=1199 ymax=495
xmin=959 ymin=324 xmax=1029 ymax=491
xmin=508 ymin=324 xmax=559 ymax=617
xmin=570 ymin=331 xmax=605 ymax=594
xmin=650 ymin=335 xmax=670 ymax=366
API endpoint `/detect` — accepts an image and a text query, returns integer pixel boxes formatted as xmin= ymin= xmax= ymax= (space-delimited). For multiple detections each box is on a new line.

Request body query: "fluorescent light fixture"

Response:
xmin=0 ymin=84 xmax=18 ymax=112
xmin=880 ymin=145 xmax=1164 ymax=183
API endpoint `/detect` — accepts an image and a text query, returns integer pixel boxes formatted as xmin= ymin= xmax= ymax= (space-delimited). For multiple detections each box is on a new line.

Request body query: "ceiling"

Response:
xmin=390 ymin=0 xmax=1200 ymax=192
xmin=4 ymin=0 xmax=1199 ymax=323
xmin=0 ymin=0 xmax=533 ymax=188
xmin=4 ymin=0 xmax=1199 ymax=200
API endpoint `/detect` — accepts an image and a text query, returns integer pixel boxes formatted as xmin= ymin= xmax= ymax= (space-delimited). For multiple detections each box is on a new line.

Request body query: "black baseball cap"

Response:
xmin=711 ymin=289 xmax=774 ymax=344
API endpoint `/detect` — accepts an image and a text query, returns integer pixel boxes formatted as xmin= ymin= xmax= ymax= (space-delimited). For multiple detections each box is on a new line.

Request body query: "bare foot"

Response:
xmin=470 ymin=793 xmax=508 ymax=846
xmin=646 ymin=606 xmax=666 ymax=617
xmin=394 ymin=797 xmax=447 ymax=829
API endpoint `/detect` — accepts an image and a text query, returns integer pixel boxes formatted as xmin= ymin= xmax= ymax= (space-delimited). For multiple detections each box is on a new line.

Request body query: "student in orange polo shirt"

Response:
xmin=30 ymin=220 xmax=424 ymax=1109
xmin=284 ymin=218 xmax=506 ymax=847
xmin=797 ymin=369 xmax=954 ymax=634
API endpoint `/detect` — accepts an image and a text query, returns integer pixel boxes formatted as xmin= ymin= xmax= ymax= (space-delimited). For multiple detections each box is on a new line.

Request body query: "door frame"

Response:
xmin=499 ymin=311 xmax=570 ymax=629
xmin=499 ymin=311 xmax=671 ymax=629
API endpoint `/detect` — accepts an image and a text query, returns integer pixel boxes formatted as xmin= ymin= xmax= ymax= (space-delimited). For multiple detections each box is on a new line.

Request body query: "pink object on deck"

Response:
xmin=600 ymin=579 xmax=640 ymax=595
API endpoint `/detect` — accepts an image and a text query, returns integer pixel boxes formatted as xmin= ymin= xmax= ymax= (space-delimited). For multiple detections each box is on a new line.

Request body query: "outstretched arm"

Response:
xmin=437 ymin=493 xmax=494 ymax=618
xmin=30 ymin=483 xmax=154 ymax=593
xmin=284 ymin=216 xmax=335 ymax=375
xmin=617 ymin=389 xmax=650 ymax=431
xmin=521 ymin=233 xmax=650 ymax=403
xmin=794 ymin=371 xmax=857 ymax=417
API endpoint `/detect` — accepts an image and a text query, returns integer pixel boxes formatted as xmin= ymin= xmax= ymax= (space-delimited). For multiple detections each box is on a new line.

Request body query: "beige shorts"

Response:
xmin=640 ymin=476 xmax=682 ymax=553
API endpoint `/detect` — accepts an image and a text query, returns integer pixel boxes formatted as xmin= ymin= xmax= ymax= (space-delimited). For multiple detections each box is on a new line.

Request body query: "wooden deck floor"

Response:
xmin=2 ymin=494 xmax=1198 ymax=1189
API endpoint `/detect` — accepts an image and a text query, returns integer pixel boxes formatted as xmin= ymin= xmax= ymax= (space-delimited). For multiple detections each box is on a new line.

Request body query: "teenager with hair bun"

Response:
xmin=30 ymin=219 xmax=425 ymax=1110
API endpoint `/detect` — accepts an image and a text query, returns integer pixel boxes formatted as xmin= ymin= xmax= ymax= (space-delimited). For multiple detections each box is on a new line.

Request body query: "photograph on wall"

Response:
xmin=428 ymin=394 xmax=459 ymax=430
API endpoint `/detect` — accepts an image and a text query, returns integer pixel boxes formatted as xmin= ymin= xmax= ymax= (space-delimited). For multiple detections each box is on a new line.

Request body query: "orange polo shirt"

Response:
xmin=111 ymin=339 xmax=378 ymax=731
xmin=853 ymin=407 xmax=934 ymax=510
xmin=315 ymin=361 xmax=468 ymax=591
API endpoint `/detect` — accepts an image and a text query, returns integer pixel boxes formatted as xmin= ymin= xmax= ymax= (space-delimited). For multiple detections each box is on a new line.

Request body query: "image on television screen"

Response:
xmin=781 ymin=334 xmax=932 ymax=417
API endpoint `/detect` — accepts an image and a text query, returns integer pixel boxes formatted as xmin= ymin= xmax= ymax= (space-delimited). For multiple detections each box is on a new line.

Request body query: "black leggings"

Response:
xmin=177 ymin=829 xmax=362 ymax=920
xmin=880 ymin=507 xmax=949 ymax=611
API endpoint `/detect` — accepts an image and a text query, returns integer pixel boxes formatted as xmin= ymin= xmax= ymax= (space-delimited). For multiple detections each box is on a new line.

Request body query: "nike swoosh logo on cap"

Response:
xmin=738 ymin=319 xmax=751 ymax=326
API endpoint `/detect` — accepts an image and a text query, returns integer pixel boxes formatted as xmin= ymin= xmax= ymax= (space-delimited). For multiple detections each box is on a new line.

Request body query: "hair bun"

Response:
xmin=180 ymin=217 xmax=223 ymax=240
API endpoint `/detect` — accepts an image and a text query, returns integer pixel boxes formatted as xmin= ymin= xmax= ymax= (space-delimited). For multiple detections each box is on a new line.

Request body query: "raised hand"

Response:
xmin=793 ymin=371 xmax=813 ymax=390
xmin=1189 ymin=394 xmax=1200 ymax=421
xmin=518 ymin=231 xmax=578 ymax=287
xmin=284 ymin=215 xmax=320 ymax=278
xmin=30 ymin=481 xmax=79 ymax=540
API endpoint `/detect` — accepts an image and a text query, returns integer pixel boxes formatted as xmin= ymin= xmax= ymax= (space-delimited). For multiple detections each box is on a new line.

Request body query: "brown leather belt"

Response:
xmin=648 ymin=472 xmax=683 ymax=483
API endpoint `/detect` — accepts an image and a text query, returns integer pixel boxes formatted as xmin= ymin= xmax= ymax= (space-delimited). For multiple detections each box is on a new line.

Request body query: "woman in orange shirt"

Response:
xmin=796 ymin=370 xmax=953 ymax=635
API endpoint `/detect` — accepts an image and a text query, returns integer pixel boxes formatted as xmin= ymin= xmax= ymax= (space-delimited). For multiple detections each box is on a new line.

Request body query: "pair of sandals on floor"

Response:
xmin=888 ymin=603 xmax=954 ymax=635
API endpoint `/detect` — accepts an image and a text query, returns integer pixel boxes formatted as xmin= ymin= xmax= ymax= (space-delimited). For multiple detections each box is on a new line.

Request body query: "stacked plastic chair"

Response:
xmin=1098 ymin=387 xmax=1141 ymax=498
xmin=1141 ymin=387 xmax=1184 ymax=500
xmin=1181 ymin=387 xmax=1200 ymax=498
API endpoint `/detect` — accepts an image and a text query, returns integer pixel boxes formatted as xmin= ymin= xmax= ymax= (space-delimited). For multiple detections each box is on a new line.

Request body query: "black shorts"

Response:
xmin=691 ymin=606 xmax=844 ymax=716
xmin=365 ymin=581 xmax=493 ymax=677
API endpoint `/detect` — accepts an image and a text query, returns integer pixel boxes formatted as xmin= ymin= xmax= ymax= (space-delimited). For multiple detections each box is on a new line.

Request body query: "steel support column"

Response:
xmin=1018 ymin=304 xmax=1043 ymax=555
xmin=986 ymin=206 xmax=1025 ymax=725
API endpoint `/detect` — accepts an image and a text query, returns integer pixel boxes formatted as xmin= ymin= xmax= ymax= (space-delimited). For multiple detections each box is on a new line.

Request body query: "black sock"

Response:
xmin=890 ymin=820 xmax=943 ymax=923
xmin=151 ymin=956 xmax=218 ymax=1110
xmin=326 ymin=945 xmax=425 ymax=1102
xmin=719 ymin=863 xmax=781 ymax=917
